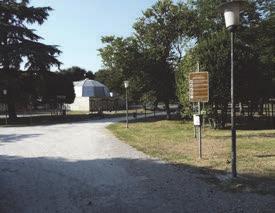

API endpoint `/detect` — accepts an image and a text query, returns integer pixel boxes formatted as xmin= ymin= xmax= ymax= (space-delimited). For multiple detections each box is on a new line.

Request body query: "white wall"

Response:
xmin=74 ymin=86 xmax=83 ymax=97
xmin=69 ymin=97 xmax=90 ymax=111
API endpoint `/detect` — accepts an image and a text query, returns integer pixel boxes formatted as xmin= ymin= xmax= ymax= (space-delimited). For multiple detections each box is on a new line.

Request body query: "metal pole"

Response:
xmin=198 ymin=102 xmax=202 ymax=159
xmin=231 ymin=31 xmax=237 ymax=178
xmin=197 ymin=62 xmax=202 ymax=159
xmin=126 ymin=88 xmax=128 ymax=128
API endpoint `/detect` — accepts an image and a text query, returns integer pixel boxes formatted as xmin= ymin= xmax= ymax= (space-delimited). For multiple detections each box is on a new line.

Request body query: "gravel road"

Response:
xmin=0 ymin=118 xmax=274 ymax=213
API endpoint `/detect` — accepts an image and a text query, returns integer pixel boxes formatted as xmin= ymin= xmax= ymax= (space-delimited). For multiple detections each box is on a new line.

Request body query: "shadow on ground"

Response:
xmin=0 ymin=112 xmax=163 ymax=127
xmin=0 ymin=155 xmax=274 ymax=213
xmin=0 ymin=114 xmax=113 ymax=127
xmin=210 ymin=133 xmax=275 ymax=140
xmin=0 ymin=134 xmax=42 ymax=143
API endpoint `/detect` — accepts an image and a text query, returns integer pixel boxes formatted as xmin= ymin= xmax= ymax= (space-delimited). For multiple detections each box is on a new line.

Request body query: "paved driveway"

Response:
xmin=0 ymin=118 xmax=274 ymax=213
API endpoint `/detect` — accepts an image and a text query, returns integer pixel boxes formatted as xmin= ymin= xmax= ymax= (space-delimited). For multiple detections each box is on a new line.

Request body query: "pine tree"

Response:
xmin=0 ymin=0 xmax=61 ymax=119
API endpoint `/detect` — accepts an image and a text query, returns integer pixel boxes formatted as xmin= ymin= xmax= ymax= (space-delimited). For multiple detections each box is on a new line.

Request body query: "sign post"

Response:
xmin=189 ymin=72 xmax=209 ymax=159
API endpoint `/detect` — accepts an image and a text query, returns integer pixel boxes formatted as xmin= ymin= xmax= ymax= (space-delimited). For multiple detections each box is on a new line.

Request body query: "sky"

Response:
xmin=30 ymin=0 xmax=157 ymax=72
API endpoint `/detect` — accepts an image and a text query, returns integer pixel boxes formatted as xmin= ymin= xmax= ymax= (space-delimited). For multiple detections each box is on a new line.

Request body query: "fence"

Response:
xmin=89 ymin=97 xmax=125 ymax=113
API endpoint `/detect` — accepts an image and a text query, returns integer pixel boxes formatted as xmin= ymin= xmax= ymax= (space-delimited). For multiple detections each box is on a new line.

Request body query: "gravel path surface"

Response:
xmin=0 ymin=118 xmax=274 ymax=213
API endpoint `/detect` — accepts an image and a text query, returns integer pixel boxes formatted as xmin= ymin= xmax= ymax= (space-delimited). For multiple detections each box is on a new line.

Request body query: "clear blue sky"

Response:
xmin=30 ymin=0 xmax=157 ymax=72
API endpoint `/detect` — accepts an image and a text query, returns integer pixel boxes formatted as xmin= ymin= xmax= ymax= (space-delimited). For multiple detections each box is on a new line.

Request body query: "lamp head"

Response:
xmin=218 ymin=0 xmax=247 ymax=31
xmin=3 ymin=89 xmax=7 ymax=95
xmin=124 ymin=80 xmax=129 ymax=88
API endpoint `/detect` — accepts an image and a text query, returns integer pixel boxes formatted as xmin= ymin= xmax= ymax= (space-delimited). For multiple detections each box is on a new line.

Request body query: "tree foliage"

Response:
xmin=0 ymin=0 xmax=64 ymax=119
xmin=97 ymin=0 xmax=275 ymax=122
xmin=60 ymin=66 xmax=95 ymax=82
xmin=35 ymin=72 xmax=75 ymax=104
xmin=98 ymin=36 xmax=146 ymax=102
xmin=176 ymin=0 xmax=275 ymax=122
xmin=98 ymin=0 xmax=194 ymax=117
xmin=0 ymin=0 xmax=61 ymax=71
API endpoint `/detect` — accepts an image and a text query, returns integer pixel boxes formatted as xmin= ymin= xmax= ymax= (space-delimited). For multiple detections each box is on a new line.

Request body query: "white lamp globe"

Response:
xmin=219 ymin=0 xmax=247 ymax=30
xmin=224 ymin=4 xmax=240 ymax=28
xmin=124 ymin=81 xmax=129 ymax=88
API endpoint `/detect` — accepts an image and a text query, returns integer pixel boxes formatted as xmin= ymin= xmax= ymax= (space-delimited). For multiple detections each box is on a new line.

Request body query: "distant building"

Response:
xmin=69 ymin=79 xmax=110 ymax=112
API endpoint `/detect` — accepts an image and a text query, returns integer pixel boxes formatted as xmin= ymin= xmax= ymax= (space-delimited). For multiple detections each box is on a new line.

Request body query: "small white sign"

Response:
xmin=193 ymin=115 xmax=201 ymax=126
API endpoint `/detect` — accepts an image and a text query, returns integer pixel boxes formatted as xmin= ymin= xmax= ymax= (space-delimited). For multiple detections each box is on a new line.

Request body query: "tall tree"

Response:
xmin=60 ymin=66 xmax=95 ymax=81
xmin=59 ymin=66 xmax=87 ymax=82
xmin=98 ymin=36 xmax=146 ymax=102
xmin=176 ymin=0 xmax=275 ymax=121
xmin=133 ymin=0 xmax=196 ymax=118
xmin=85 ymin=71 xmax=95 ymax=80
xmin=0 ymin=0 xmax=61 ymax=119
xmin=36 ymin=72 xmax=75 ymax=105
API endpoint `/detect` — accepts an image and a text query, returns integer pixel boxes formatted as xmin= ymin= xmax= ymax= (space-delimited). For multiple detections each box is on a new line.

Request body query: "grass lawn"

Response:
xmin=108 ymin=118 xmax=275 ymax=195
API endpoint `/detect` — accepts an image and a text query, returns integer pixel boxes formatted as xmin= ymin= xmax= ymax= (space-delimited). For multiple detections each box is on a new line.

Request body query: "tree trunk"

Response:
xmin=165 ymin=101 xmax=170 ymax=119
xmin=7 ymin=101 xmax=17 ymax=120
xmin=221 ymin=103 xmax=228 ymax=128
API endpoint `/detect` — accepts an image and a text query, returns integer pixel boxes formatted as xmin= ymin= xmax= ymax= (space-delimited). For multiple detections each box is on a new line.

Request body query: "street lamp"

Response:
xmin=124 ymin=81 xmax=129 ymax=128
xmin=219 ymin=0 xmax=247 ymax=178
xmin=3 ymin=89 xmax=7 ymax=125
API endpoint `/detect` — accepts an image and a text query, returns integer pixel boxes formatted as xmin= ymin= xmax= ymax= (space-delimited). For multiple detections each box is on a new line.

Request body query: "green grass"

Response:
xmin=108 ymin=118 xmax=275 ymax=195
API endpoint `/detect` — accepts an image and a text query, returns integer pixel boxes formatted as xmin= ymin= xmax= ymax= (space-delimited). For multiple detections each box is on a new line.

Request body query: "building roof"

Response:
xmin=74 ymin=79 xmax=106 ymax=87
xmin=74 ymin=79 xmax=110 ymax=97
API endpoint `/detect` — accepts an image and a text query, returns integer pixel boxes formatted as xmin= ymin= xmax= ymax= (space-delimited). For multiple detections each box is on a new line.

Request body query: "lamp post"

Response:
xmin=124 ymin=81 xmax=129 ymax=128
xmin=219 ymin=0 xmax=247 ymax=178
xmin=3 ymin=89 xmax=7 ymax=125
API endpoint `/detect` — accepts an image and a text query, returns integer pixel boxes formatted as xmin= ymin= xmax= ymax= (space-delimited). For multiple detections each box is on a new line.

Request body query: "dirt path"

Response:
xmin=0 ymin=118 xmax=274 ymax=213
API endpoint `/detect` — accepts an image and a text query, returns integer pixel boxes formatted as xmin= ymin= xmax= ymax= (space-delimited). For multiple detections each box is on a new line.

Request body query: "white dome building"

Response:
xmin=74 ymin=79 xmax=110 ymax=98
xmin=69 ymin=79 xmax=111 ymax=112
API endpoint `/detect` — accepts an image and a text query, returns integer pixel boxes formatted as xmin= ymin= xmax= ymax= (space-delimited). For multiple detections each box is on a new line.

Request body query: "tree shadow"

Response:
xmin=216 ymin=119 xmax=275 ymax=131
xmin=0 ymin=155 xmax=274 ymax=213
xmin=210 ymin=133 xmax=275 ymax=140
xmin=0 ymin=113 xmax=165 ymax=127
xmin=0 ymin=116 xmax=126 ymax=128
xmin=0 ymin=134 xmax=42 ymax=143
xmin=120 ymin=114 xmax=179 ymax=125
xmin=255 ymin=154 xmax=275 ymax=158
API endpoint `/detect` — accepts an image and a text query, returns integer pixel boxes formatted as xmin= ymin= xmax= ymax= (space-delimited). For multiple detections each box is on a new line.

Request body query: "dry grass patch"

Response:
xmin=108 ymin=119 xmax=275 ymax=195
